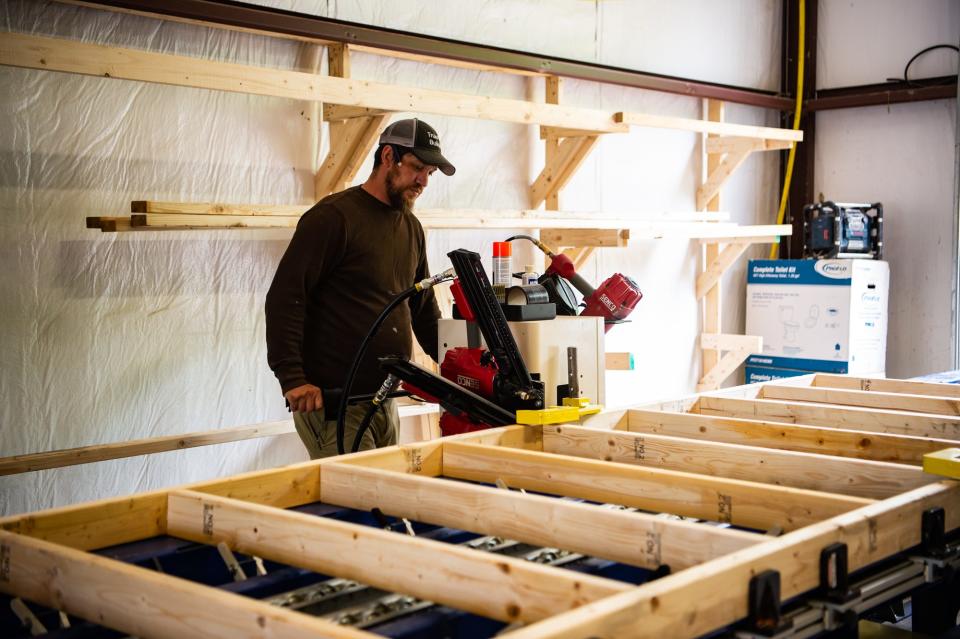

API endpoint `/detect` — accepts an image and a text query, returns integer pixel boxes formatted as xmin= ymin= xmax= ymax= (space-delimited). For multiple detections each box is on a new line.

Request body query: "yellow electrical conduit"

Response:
xmin=770 ymin=0 xmax=805 ymax=258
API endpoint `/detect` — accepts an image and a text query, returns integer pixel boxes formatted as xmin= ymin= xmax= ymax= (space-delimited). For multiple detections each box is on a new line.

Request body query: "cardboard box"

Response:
xmin=745 ymin=259 xmax=888 ymax=376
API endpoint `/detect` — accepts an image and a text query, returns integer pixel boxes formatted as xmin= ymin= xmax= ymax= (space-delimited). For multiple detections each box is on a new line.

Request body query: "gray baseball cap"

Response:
xmin=379 ymin=118 xmax=456 ymax=176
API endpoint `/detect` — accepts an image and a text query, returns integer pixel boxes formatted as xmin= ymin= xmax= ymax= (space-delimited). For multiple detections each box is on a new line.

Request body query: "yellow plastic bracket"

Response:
xmin=923 ymin=448 xmax=960 ymax=480
xmin=516 ymin=406 xmax=580 ymax=425
xmin=516 ymin=398 xmax=603 ymax=425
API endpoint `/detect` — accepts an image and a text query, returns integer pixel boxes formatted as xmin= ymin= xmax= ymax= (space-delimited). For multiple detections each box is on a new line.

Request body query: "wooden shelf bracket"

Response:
xmin=315 ymin=44 xmax=393 ymax=199
xmin=697 ymin=333 xmax=763 ymax=392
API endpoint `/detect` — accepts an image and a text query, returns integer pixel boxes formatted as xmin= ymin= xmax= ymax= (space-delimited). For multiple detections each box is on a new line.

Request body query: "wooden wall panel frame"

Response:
xmin=1 ymin=300 xmax=956 ymax=639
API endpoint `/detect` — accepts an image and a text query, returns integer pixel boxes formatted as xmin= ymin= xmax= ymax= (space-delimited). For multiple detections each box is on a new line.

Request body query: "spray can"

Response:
xmin=492 ymin=241 xmax=512 ymax=287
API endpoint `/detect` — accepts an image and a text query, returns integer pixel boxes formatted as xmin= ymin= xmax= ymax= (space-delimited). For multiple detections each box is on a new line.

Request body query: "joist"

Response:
xmin=615 ymin=110 xmax=804 ymax=142
xmin=442 ymin=440 xmax=864 ymax=532
xmin=0 ymin=461 xmax=325 ymax=549
xmin=0 ymin=530 xmax=375 ymax=639
xmin=530 ymin=135 xmax=599 ymax=209
xmin=760 ymin=383 xmax=960 ymax=416
xmin=318 ymin=461 xmax=750 ymax=569
xmin=541 ymin=425 xmax=922 ymax=500
xmin=320 ymin=439 xmax=445 ymax=475
xmin=625 ymin=408 xmax=958 ymax=464
xmin=503 ymin=481 xmax=960 ymax=639
xmin=696 ymin=394 xmax=960 ymax=440
xmin=0 ymin=419 xmax=295 ymax=476
xmin=0 ymin=32 xmax=627 ymax=132
xmin=540 ymin=228 xmax=629 ymax=249
xmin=167 ymin=490 xmax=627 ymax=623
xmin=813 ymin=373 xmax=960 ymax=399
xmin=4 ymin=374 xmax=958 ymax=638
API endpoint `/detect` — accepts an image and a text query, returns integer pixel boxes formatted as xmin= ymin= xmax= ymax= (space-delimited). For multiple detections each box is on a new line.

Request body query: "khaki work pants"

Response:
xmin=293 ymin=399 xmax=399 ymax=459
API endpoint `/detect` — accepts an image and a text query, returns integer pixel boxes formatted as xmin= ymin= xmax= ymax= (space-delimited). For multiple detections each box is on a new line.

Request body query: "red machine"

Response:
xmin=383 ymin=249 xmax=544 ymax=437
xmin=381 ymin=242 xmax=643 ymax=437
xmin=542 ymin=250 xmax=642 ymax=330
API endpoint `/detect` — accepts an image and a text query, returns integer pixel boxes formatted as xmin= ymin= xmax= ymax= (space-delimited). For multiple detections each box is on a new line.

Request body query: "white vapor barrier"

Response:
xmin=0 ymin=0 xmax=781 ymax=514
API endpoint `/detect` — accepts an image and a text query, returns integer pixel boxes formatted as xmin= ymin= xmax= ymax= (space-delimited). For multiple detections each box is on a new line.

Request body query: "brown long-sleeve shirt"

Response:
xmin=265 ymin=186 xmax=440 ymax=396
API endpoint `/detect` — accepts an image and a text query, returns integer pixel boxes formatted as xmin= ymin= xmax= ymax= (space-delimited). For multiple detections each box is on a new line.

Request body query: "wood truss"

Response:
xmin=2 ymin=373 xmax=957 ymax=638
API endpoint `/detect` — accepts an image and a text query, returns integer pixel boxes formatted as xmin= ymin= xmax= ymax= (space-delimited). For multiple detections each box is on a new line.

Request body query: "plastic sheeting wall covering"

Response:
xmin=0 ymin=0 xmax=780 ymax=514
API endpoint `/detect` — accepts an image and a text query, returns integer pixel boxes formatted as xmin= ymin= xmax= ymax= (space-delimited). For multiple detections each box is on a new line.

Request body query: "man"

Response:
xmin=266 ymin=118 xmax=454 ymax=457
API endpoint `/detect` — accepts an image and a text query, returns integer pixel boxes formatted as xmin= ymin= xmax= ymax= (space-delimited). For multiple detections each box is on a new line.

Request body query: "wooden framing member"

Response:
xmin=565 ymin=247 xmax=595 ymax=270
xmin=697 ymin=333 xmax=762 ymax=392
xmin=696 ymin=240 xmax=752 ymax=299
xmin=318 ymin=459 xmax=757 ymax=570
xmin=0 ymin=529 xmax=375 ymax=639
xmin=441 ymin=440 xmax=865 ymax=531
xmin=704 ymin=136 xmax=794 ymax=155
xmin=544 ymin=75 xmax=563 ymax=210
xmin=605 ymin=352 xmax=634 ymax=370
xmin=130 ymin=213 xmax=300 ymax=229
xmin=315 ymin=111 xmax=390 ymax=196
xmin=615 ymin=111 xmax=804 ymax=142
xmin=541 ymin=228 xmax=630 ymax=249
xmin=315 ymin=43 xmax=392 ymax=198
xmin=503 ymin=481 xmax=960 ymax=639
xmin=696 ymin=394 xmax=960 ymax=439
xmin=696 ymin=138 xmax=794 ymax=211
xmin=700 ymin=100 xmax=724 ymax=389
xmin=759 ymin=383 xmax=960 ymax=416
xmin=85 ymin=216 xmax=132 ymax=232
xmin=813 ymin=373 xmax=960 ymax=399
xmin=3 ymin=375 xmax=960 ymax=639
xmin=131 ymin=201 xmax=307 ymax=216
xmin=530 ymin=134 xmax=599 ymax=209
xmin=0 ymin=420 xmax=295 ymax=476
xmin=696 ymin=147 xmax=752 ymax=212
xmin=541 ymin=424 xmax=922 ymax=500
xmin=625 ymin=408 xmax=959 ymax=465
xmin=166 ymin=490 xmax=628 ymax=624
xmin=0 ymin=33 xmax=628 ymax=133
xmin=693 ymin=101 xmax=789 ymax=391
xmin=0 ymin=459 xmax=325 ymax=549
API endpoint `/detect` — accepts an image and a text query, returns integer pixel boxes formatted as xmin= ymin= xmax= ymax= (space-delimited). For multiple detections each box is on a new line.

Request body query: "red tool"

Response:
xmin=508 ymin=235 xmax=642 ymax=332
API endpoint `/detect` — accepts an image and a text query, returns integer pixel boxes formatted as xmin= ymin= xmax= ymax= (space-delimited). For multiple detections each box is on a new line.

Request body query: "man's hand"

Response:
xmin=284 ymin=384 xmax=323 ymax=413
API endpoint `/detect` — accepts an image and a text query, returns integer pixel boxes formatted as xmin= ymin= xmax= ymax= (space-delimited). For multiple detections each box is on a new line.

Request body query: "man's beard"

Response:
xmin=386 ymin=165 xmax=417 ymax=214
